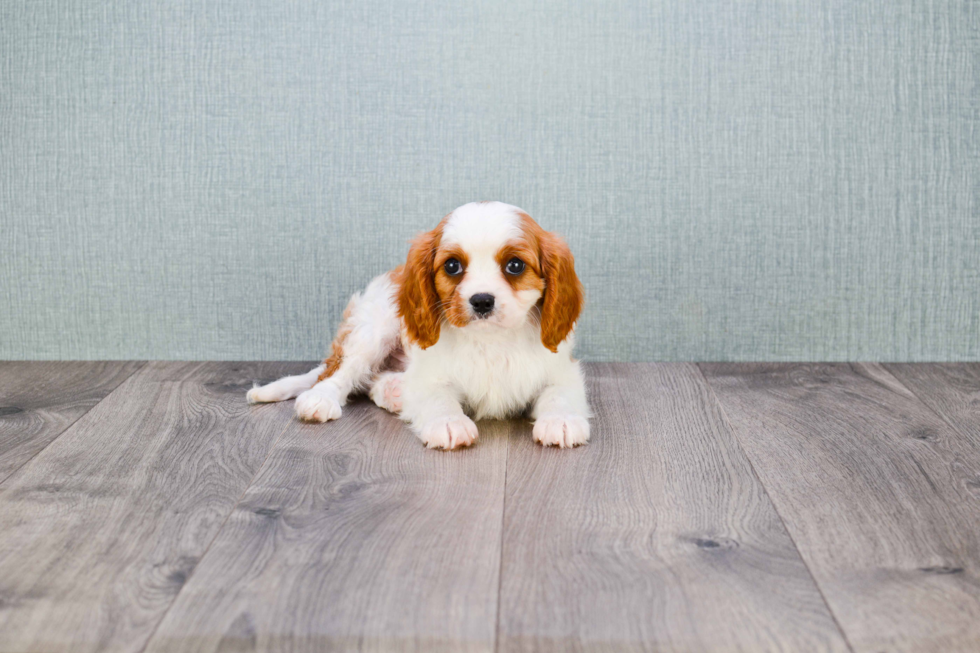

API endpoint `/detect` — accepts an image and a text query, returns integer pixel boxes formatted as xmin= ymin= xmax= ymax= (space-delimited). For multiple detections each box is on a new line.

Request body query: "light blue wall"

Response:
xmin=2 ymin=0 xmax=978 ymax=361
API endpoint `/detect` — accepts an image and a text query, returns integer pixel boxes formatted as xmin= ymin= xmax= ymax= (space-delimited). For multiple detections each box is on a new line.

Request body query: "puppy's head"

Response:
xmin=398 ymin=201 xmax=583 ymax=352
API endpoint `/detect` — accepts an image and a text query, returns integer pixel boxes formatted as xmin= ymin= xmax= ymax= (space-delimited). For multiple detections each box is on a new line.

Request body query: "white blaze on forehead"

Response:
xmin=441 ymin=202 xmax=525 ymax=253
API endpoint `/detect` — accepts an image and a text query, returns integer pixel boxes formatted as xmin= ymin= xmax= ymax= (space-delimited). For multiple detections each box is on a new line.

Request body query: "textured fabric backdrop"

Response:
xmin=2 ymin=0 xmax=978 ymax=361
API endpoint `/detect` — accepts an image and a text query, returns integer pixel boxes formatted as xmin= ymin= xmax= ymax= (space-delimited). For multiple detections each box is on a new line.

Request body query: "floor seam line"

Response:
xmin=0 ymin=361 xmax=148 ymax=490
xmin=136 ymin=399 xmax=297 ymax=653
xmin=694 ymin=363 xmax=857 ymax=653
xmin=493 ymin=427 xmax=511 ymax=653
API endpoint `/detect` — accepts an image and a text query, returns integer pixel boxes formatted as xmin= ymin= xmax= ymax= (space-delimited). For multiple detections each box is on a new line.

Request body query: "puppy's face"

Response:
xmin=398 ymin=202 xmax=583 ymax=352
xmin=434 ymin=205 xmax=545 ymax=331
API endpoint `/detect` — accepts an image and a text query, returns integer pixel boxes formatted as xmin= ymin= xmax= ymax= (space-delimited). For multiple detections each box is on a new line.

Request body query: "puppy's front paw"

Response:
xmin=533 ymin=414 xmax=590 ymax=448
xmin=295 ymin=389 xmax=342 ymax=422
xmin=419 ymin=415 xmax=478 ymax=450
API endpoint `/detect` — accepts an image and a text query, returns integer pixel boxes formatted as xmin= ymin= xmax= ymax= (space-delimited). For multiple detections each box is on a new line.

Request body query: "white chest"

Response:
xmin=411 ymin=324 xmax=560 ymax=420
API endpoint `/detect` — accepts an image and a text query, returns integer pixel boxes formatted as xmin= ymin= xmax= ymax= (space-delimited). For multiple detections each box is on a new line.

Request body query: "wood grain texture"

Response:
xmin=0 ymin=361 xmax=310 ymax=653
xmin=885 ymin=364 xmax=980 ymax=445
xmin=701 ymin=363 xmax=980 ymax=653
xmin=497 ymin=363 xmax=848 ymax=652
xmin=142 ymin=398 xmax=509 ymax=653
xmin=0 ymin=361 xmax=144 ymax=484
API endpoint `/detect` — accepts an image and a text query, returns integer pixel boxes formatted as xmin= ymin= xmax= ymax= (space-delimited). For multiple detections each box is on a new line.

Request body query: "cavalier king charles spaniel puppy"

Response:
xmin=247 ymin=201 xmax=589 ymax=450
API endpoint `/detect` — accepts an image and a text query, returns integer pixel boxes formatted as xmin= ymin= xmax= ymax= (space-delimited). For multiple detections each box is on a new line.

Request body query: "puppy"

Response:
xmin=247 ymin=201 xmax=590 ymax=450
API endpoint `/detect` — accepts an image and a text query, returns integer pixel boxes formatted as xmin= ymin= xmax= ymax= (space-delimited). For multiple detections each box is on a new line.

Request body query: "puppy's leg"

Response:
xmin=294 ymin=273 xmax=402 ymax=423
xmin=531 ymin=361 xmax=591 ymax=448
xmin=369 ymin=372 xmax=404 ymax=414
xmin=400 ymin=382 xmax=478 ymax=450
xmin=247 ymin=365 xmax=324 ymax=404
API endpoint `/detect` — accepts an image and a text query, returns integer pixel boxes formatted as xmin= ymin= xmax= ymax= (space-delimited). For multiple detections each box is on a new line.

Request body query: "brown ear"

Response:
xmin=539 ymin=232 xmax=584 ymax=352
xmin=397 ymin=229 xmax=442 ymax=349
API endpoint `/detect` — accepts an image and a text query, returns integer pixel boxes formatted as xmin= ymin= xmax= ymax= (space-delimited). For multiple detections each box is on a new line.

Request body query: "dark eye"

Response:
xmin=505 ymin=258 xmax=525 ymax=275
xmin=444 ymin=258 xmax=463 ymax=276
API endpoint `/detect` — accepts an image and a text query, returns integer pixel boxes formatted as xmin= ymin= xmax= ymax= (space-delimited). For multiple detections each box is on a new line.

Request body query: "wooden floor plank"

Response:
xmin=701 ymin=363 xmax=980 ymax=653
xmin=142 ymin=398 xmax=509 ymax=653
xmin=0 ymin=361 xmax=144 ymax=484
xmin=0 ymin=361 xmax=311 ymax=653
xmin=885 ymin=363 xmax=980 ymax=445
xmin=497 ymin=363 xmax=848 ymax=653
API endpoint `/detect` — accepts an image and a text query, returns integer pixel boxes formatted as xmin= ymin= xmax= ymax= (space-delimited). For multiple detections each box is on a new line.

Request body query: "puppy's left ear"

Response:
xmin=539 ymin=232 xmax=584 ymax=353
xmin=397 ymin=228 xmax=442 ymax=349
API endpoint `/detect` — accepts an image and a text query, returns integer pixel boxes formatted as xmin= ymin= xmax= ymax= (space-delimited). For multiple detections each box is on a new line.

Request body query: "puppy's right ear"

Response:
xmin=397 ymin=229 xmax=442 ymax=349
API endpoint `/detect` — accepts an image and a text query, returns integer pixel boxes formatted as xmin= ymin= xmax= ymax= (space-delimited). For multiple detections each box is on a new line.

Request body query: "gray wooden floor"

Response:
xmin=0 ymin=363 xmax=978 ymax=652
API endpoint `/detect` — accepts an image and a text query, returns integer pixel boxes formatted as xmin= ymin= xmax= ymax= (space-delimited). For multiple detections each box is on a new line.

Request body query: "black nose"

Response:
xmin=469 ymin=293 xmax=495 ymax=315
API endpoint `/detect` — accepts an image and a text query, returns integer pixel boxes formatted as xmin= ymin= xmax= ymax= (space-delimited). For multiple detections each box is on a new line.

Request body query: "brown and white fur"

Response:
xmin=247 ymin=201 xmax=590 ymax=450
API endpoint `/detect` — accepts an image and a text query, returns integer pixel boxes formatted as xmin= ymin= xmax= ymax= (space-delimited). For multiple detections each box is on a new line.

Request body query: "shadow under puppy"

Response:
xmin=248 ymin=201 xmax=590 ymax=450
